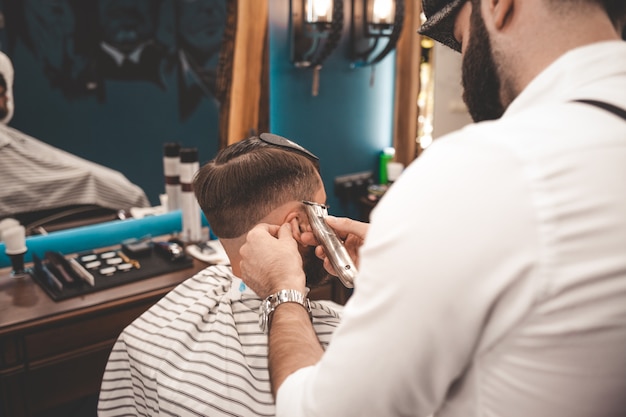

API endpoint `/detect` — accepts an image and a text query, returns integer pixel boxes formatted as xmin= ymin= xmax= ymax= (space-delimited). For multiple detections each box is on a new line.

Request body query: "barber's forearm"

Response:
xmin=268 ymin=303 xmax=324 ymax=398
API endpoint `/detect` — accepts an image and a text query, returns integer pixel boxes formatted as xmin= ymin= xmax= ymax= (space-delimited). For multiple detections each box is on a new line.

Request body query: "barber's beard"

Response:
xmin=0 ymin=107 xmax=8 ymax=121
xmin=461 ymin=2 xmax=505 ymax=122
xmin=302 ymin=246 xmax=331 ymax=288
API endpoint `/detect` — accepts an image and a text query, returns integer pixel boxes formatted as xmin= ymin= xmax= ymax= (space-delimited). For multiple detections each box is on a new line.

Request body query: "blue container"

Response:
xmin=0 ymin=210 xmax=211 ymax=268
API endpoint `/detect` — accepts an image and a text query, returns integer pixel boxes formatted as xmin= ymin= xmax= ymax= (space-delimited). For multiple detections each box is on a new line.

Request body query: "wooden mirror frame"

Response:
xmin=393 ymin=0 xmax=422 ymax=167
xmin=217 ymin=0 xmax=270 ymax=148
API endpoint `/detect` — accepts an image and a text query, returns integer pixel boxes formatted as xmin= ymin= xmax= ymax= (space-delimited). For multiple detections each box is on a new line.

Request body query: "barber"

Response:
xmin=240 ymin=0 xmax=626 ymax=416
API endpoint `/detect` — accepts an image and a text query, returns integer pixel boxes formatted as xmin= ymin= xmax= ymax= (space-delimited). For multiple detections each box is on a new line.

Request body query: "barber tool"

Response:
xmin=68 ymin=258 xmax=95 ymax=287
xmin=3 ymin=225 xmax=28 ymax=277
xmin=155 ymin=240 xmax=187 ymax=262
xmin=179 ymin=147 xmax=203 ymax=243
xmin=44 ymin=251 xmax=77 ymax=286
xmin=302 ymin=201 xmax=357 ymax=288
xmin=33 ymin=253 xmax=63 ymax=291
xmin=186 ymin=240 xmax=229 ymax=265
xmin=117 ymin=251 xmax=141 ymax=269
xmin=121 ymin=238 xmax=152 ymax=258
xmin=99 ymin=266 xmax=117 ymax=276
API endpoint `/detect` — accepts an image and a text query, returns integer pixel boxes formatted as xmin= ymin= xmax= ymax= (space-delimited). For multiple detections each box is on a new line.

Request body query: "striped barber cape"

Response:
xmin=0 ymin=123 xmax=149 ymax=218
xmin=98 ymin=264 xmax=343 ymax=417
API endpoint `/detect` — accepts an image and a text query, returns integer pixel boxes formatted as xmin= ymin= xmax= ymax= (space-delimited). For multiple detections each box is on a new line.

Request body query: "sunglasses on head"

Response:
xmin=258 ymin=133 xmax=319 ymax=162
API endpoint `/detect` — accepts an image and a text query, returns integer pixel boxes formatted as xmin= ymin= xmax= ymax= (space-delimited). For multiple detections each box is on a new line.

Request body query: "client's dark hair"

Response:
xmin=193 ymin=136 xmax=322 ymax=238
xmin=0 ymin=74 xmax=6 ymax=90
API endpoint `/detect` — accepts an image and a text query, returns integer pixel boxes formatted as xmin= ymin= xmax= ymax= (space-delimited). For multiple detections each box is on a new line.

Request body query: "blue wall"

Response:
xmin=268 ymin=2 xmax=396 ymax=218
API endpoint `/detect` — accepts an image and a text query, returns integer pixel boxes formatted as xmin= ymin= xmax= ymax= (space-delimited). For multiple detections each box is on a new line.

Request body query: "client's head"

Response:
xmin=193 ymin=133 xmax=329 ymax=286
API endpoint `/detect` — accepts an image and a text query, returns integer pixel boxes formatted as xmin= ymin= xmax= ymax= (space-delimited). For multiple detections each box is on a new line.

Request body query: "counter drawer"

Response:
xmin=24 ymin=300 xmax=156 ymax=361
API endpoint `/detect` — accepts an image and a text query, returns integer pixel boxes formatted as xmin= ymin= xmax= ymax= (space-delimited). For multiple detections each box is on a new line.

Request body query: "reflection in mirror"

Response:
xmin=0 ymin=50 xmax=150 ymax=235
xmin=0 ymin=0 xmax=260 ymax=235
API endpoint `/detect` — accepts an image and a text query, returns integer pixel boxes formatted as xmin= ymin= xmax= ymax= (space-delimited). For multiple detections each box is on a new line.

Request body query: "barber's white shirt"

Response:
xmin=277 ymin=41 xmax=626 ymax=417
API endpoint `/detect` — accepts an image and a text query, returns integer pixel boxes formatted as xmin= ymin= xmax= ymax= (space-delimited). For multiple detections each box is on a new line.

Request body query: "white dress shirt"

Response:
xmin=277 ymin=41 xmax=626 ymax=417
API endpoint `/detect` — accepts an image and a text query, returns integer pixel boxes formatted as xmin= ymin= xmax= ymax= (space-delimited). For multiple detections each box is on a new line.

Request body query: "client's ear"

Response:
xmin=284 ymin=211 xmax=308 ymax=242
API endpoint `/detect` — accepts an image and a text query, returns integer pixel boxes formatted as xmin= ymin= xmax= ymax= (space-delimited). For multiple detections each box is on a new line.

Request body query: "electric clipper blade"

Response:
xmin=302 ymin=201 xmax=357 ymax=288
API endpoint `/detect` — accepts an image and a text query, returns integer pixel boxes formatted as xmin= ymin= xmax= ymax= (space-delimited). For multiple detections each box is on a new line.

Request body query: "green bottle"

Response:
xmin=379 ymin=147 xmax=395 ymax=184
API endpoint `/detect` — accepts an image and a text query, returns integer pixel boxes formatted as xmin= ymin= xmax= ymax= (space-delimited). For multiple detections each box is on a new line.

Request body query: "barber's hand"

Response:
xmin=301 ymin=216 xmax=368 ymax=276
xmin=240 ymin=223 xmax=307 ymax=299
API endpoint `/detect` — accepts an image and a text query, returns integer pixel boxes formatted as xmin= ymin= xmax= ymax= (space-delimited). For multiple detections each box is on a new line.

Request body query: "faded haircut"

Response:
xmin=545 ymin=0 xmax=626 ymax=18
xmin=193 ymin=136 xmax=322 ymax=239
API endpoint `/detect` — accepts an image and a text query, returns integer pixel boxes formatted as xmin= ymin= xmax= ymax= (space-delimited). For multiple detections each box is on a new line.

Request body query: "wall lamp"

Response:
xmin=290 ymin=0 xmax=344 ymax=69
xmin=350 ymin=0 xmax=405 ymax=69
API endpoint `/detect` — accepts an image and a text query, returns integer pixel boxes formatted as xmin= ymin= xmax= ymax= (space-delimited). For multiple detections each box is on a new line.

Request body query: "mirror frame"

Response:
xmin=392 ymin=0 xmax=421 ymax=167
xmin=218 ymin=0 xmax=270 ymax=148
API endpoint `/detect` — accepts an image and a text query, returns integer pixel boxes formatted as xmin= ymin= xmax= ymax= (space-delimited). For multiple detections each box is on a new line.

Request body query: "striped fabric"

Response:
xmin=0 ymin=123 xmax=149 ymax=217
xmin=98 ymin=265 xmax=343 ymax=417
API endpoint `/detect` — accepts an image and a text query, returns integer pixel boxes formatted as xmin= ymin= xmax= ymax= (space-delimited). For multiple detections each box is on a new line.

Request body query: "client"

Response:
xmin=0 ymin=50 xmax=149 ymax=223
xmin=98 ymin=134 xmax=343 ymax=417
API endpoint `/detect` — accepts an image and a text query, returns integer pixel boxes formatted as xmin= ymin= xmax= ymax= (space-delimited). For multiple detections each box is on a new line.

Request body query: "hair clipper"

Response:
xmin=303 ymin=201 xmax=357 ymax=288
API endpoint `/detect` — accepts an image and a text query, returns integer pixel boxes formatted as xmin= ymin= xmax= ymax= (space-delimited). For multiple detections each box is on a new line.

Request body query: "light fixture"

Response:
xmin=350 ymin=0 xmax=405 ymax=68
xmin=290 ymin=0 xmax=344 ymax=69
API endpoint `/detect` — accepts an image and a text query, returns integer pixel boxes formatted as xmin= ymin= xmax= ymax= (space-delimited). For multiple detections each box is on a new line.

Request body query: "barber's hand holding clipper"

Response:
xmin=301 ymin=216 xmax=368 ymax=281
xmin=240 ymin=215 xmax=368 ymax=297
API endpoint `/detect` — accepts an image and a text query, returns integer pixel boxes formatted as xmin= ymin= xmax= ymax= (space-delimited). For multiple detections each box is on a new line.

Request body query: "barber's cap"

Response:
xmin=418 ymin=0 xmax=466 ymax=52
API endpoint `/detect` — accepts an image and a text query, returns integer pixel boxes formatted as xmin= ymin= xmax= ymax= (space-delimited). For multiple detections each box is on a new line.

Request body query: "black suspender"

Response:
xmin=572 ymin=99 xmax=626 ymax=121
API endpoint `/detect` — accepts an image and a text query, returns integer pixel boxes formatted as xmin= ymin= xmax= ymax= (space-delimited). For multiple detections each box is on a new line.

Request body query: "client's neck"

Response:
xmin=219 ymin=237 xmax=244 ymax=277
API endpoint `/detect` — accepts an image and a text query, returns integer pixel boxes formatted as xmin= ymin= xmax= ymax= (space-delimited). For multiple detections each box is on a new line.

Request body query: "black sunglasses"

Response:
xmin=258 ymin=133 xmax=319 ymax=162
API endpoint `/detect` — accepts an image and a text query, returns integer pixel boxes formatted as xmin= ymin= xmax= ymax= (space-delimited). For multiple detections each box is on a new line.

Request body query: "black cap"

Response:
xmin=163 ymin=142 xmax=181 ymax=157
xmin=418 ymin=0 xmax=465 ymax=52
xmin=180 ymin=147 xmax=199 ymax=163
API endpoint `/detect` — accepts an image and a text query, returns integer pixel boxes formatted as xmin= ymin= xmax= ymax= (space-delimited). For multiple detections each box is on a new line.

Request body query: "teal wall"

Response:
xmin=269 ymin=2 xmax=396 ymax=217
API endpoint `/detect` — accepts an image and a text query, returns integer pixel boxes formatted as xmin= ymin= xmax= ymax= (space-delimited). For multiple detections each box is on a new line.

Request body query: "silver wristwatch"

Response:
xmin=259 ymin=289 xmax=312 ymax=334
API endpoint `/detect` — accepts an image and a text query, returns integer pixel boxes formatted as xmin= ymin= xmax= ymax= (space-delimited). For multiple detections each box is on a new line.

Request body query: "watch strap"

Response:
xmin=259 ymin=289 xmax=312 ymax=334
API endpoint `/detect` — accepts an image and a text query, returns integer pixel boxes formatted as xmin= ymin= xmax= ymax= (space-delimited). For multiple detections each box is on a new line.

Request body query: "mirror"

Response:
xmin=0 ymin=0 xmax=268 ymax=232
xmin=0 ymin=0 xmax=455 ymax=232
